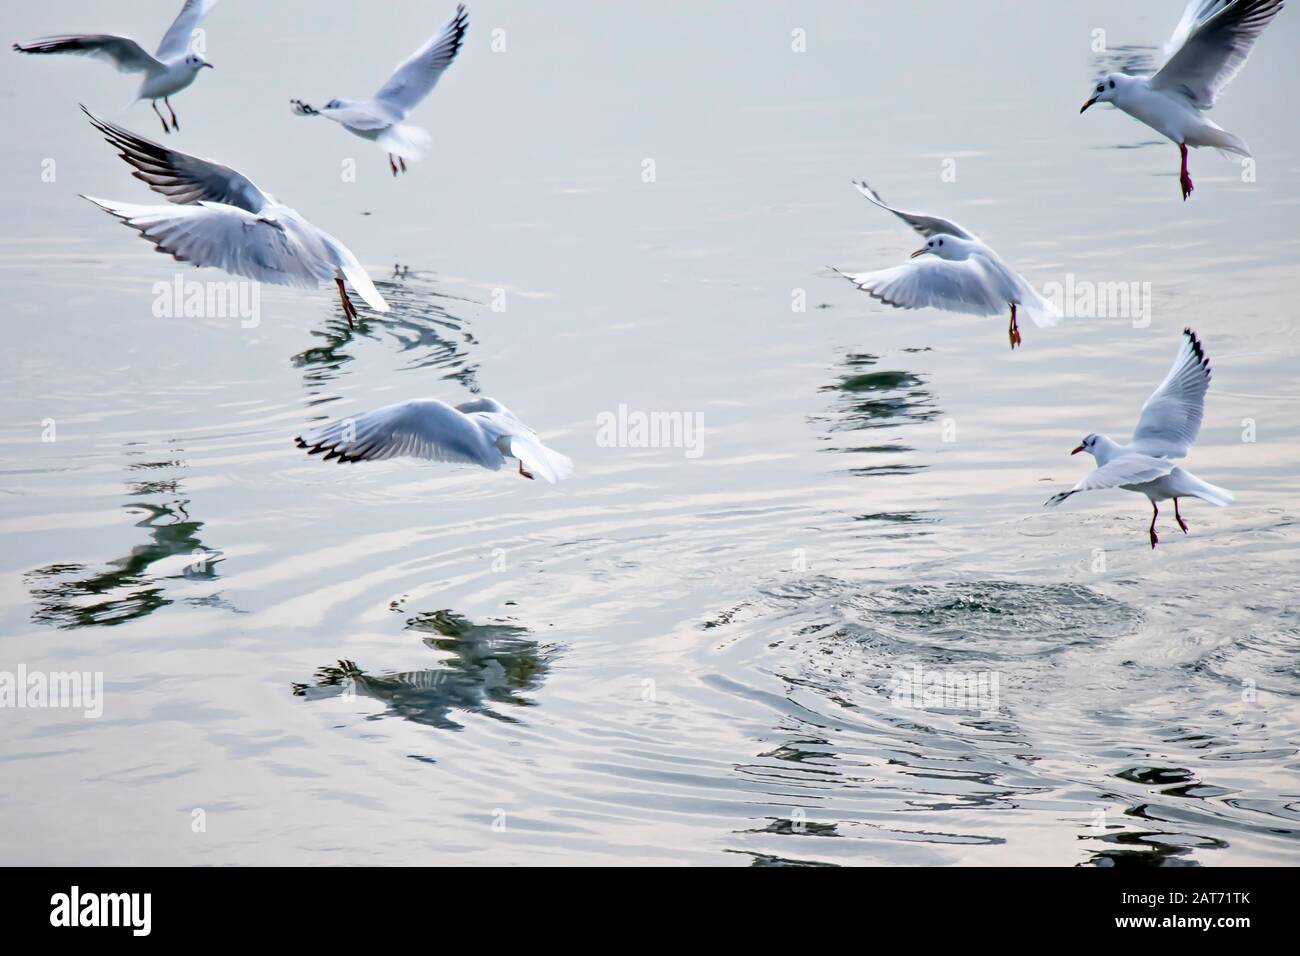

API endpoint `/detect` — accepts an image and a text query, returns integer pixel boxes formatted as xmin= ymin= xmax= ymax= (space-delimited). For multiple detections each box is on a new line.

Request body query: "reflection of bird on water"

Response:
xmin=293 ymin=270 xmax=481 ymax=395
xmin=292 ymin=610 xmax=552 ymax=730
xmin=26 ymin=452 xmax=225 ymax=629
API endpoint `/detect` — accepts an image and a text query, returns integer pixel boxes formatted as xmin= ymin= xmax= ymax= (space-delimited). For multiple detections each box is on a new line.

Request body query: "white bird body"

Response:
xmin=834 ymin=181 xmax=1060 ymax=349
xmin=1046 ymin=329 xmax=1233 ymax=547
xmin=296 ymin=398 xmax=573 ymax=484
xmin=1103 ymin=73 xmax=1249 ymax=155
xmin=137 ymin=58 xmax=210 ymax=101
xmin=13 ymin=0 xmax=218 ymax=132
xmin=79 ymin=108 xmax=388 ymax=325
xmin=1130 ymin=467 xmax=1235 ymax=508
xmin=1081 ymin=0 xmax=1283 ymax=199
xmin=291 ymin=5 xmax=467 ymax=176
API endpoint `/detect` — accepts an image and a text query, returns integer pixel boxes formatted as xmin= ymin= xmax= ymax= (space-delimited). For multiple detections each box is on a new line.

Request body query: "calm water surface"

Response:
xmin=1 ymin=1 xmax=1298 ymax=865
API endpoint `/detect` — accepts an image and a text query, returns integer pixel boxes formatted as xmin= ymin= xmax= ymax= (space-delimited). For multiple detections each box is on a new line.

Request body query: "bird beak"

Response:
xmin=1070 ymin=445 xmax=1085 ymax=455
xmin=1080 ymin=97 xmax=1097 ymax=113
xmin=202 ymin=62 xmax=214 ymax=69
xmin=909 ymin=247 xmax=928 ymax=259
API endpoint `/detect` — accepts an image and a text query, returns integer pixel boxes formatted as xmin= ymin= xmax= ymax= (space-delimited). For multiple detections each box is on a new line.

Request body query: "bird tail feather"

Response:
xmin=508 ymin=435 xmax=573 ymax=484
xmin=1195 ymin=122 xmax=1251 ymax=159
xmin=1184 ymin=474 xmax=1234 ymax=506
xmin=1020 ymin=283 xmax=1062 ymax=328
xmin=340 ymin=262 xmax=390 ymax=313
xmin=378 ymin=124 xmax=432 ymax=161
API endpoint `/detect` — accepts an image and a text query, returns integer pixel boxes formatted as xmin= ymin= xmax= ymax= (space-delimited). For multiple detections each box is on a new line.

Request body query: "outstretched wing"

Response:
xmin=83 ymin=106 xmax=269 ymax=212
xmin=296 ymin=399 xmax=500 ymax=469
xmin=82 ymin=196 xmax=336 ymax=290
xmin=373 ymin=4 xmax=468 ymax=119
xmin=851 ymin=181 xmax=975 ymax=240
xmin=831 ymin=259 xmax=1004 ymax=316
xmin=1152 ymin=0 xmax=1285 ymax=109
xmin=1163 ymin=0 xmax=1229 ymax=63
xmin=1044 ymin=454 xmax=1176 ymax=506
xmin=13 ymin=35 xmax=163 ymax=74
xmin=155 ymin=0 xmax=219 ymax=60
xmin=1130 ymin=327 xmax=1212 ymax=459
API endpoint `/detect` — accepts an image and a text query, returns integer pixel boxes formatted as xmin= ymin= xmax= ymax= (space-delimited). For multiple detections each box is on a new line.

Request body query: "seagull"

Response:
xmin=1046 ymin=328 xmax=1233 ymax=548
xmin=1080 ymin=0 xmax=1285 ymax=201
xmin=78 ymin=107 xmax=389 ymax=327
xmin=832 ymin=181 xmax=1061 ymax=349
xmin=290 ymin=4 xmax=468 ymax=177
xmin=295 ymin=397 xmax=573 ymax=483
xmin=13 ymin=0 xmax=218 ymax=134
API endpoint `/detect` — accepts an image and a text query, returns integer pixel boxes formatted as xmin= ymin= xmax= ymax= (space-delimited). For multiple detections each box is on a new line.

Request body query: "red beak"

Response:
xmin=1080 ymin=97 xmax=1097 ymax=113
xmin=909 ymin=247 xmax=928 ymax=259
xmin=1070 ymin=445 xmax=1085 ymax=455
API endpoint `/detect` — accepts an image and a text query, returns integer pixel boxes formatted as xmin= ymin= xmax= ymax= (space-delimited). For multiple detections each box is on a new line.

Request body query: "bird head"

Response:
xmin=184 ymin=53 xmax=214 ymax=71
xmin=1081 ymin=74 xmax=1122 ymax=112
xmin=910 ymin=234 xmax=970 ymax=261
xmin=1071 ymin=433 xmax=1119 ymax=462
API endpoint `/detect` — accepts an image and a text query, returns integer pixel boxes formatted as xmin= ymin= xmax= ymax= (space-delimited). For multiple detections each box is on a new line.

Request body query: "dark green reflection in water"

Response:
xmin=26 ymin=452 xmax=222 ymax=629
xmin=293 ymin=609 xmax=553 ymax=732
xmin=812 ymin=351 xmax=938 ymax=480
xmin=293 ymin=271 xmax=481 ymax=401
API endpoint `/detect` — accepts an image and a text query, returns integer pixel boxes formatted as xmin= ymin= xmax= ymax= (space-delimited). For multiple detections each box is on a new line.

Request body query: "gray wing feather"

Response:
xmin=851 ymin=180 xmax=976 ymax=240
xmin=1131 ymin=328 xmax=1211 ymax=459
xmin=83 ymin=196 xmax=336 ymax=290
xmin=831 ymin=259 xmax=1005 ymax=316
xmin=373 ymin=4 xmax=468 ymax=118
xmin=1152 ymin=0 xmax=1285 ymax=108
xmin=296 ymin=399 xmax=501 ymax=469
xmin=14 ymin=34 xmax=163 ymax=74
xmin=83 ymin=107 xmax=269 ymax=213
xmin=1045 ymin=455 xmax=1176 ymax=506
xmin=155 ymin=0 xmax=219 ymax=60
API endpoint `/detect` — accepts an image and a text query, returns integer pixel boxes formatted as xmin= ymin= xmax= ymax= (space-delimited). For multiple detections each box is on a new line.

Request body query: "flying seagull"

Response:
xmin=1046 ymin=328 xmax=1233 ymax=548
xmin=1080 ymin=0 xmax=1285 ymax=200
xmin=833 ymin=181 xmax=1061 ymax=349
xmin=79 ymin=107 xmax=389 ymax=327
xmin=295 ymin=397 xmax=573 ymax=483
xmin=13 ymin=0 xmax=218 ymax=134
xmin=290 ymin=4 xmax=468 ymax=176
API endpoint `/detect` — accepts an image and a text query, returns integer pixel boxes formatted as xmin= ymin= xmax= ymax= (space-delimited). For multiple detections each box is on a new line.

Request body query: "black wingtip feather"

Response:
xmin=1182 ymin=326 xmax=1211 ymax=377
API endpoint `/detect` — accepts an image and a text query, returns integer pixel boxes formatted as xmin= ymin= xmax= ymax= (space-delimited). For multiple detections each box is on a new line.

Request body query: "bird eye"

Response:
xmin=1096 ymin=85 xmax=1103 ymax=93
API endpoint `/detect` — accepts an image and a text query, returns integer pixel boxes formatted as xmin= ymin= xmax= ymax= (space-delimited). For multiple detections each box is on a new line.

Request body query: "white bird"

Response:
xmin=1046 ymin=328 xmax=1233 ymax=549
xmin=295 ymin=397 xmax=573 ymax=483
xmin=79 ymin=107 xmax=389 ymax=327
xmin=833 ymin=181 xmax=1061 ymax=350
xmin=290 ymin=4 xmax=468 ymax=177
xmin=13 ymin=0 xmax=218 ymax=134
xmin=1080 ymin=0 xmax=1285 ymax=201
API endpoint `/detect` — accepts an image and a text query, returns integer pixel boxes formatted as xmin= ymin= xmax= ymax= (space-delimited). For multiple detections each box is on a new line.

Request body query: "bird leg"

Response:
xmin=165 ymin=97 xmax=179 ymax=132
xmin=1174 ymin=497 xmax=1189 ymax=533
xmin=1007 ymin=303 xmax=1021 ymax=350
xmin=334 ymin=277 xmax=358 ymax=329
xmin=1149 ymin=500 xmax=1160 ymax=549
xmin=388 ymin=153 xmax=399 ymax=177
xmin=151 ymin=100 xmax=171 ymax=134
xmin=518 ymin=461 xmax=534 ymax=480
xmin=1178 ymin=143 xmax=1194 ymax=201
xmin=398 ymin=156 xmax=407 ymax=173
